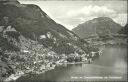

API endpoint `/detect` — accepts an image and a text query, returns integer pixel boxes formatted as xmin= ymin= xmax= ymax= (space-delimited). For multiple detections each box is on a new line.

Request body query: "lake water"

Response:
xmin=16 ymin=45 xmax=127 ymax=82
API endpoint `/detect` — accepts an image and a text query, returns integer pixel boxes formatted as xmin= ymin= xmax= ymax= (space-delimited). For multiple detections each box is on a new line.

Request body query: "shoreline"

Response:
xmin=4 ymin=60 xmax=91 ymax=82
xmin=3 ymin=48 xmax=104 ymax=81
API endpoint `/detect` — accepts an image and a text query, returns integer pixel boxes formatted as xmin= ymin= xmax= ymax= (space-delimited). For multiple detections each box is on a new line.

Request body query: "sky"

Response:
xmin=19 ymin=0 xmax=127 ymax=30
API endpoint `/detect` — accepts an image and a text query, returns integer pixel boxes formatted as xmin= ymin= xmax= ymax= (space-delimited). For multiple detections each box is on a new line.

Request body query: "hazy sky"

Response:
xmin=19 ymin=0 xmax=127 ymax=30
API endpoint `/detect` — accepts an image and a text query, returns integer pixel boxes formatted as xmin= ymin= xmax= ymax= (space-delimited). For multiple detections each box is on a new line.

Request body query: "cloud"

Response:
xmin=55 ymin=5 xmax=120 ymax=29
xmin=113 ymin=13 xmax=127 ymax=26
xmin=67 ymin=5 xmax=116 ymax=18
xmin=56 ymin=5 xmax=127 ymax=30
xmin=19 ymin=1 xmax=127 ymax=30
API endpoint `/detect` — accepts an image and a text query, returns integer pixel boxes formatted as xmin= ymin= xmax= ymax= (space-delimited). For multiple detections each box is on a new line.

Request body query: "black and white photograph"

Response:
xmin=0 ymin=0 xmax=127 ymax=82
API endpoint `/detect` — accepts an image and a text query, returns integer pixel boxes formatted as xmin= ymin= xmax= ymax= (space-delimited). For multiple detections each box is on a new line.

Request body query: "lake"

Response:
xmin=16 ymin=45 xmax=127 ymax=82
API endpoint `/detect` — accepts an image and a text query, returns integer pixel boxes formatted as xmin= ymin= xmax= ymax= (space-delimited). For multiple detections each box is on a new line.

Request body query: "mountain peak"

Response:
xmin=0 ymin=0 xmax=18 ymax=2
xmin=0 ymin=0 xmax=90 ymax=55
xmin=89 ymin=17 xmax=113 ymax=23
xmin=72 ymin=17 xmax=122 ymax=38
xmin=93 ymin=17 xmax=113 ymax=20
xmin=0 ymin=0 xmax=20 ymax=4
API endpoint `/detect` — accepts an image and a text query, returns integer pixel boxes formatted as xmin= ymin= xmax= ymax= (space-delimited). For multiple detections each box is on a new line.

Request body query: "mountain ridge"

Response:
xmin=72 ymin=17 xmax=122 ymax=39
xmin=0 ymin=0 xmax=100 ymax=81
xmin=0 ymin=0 xmax=91 ymax=54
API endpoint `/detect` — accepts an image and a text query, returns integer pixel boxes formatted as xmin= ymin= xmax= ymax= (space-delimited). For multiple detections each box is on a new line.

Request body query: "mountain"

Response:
xmin=118 ymin=24 xmax=128 ymax=35
xmin=72 ymin=17 xmax=122 ymax=39
xmin=0 ymin=27 xmax=60 ymax=81
xmin=0 ymin=0 xmax=100 ymax=81
xmin=0 ymin=0 xmax=90 ymax=55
